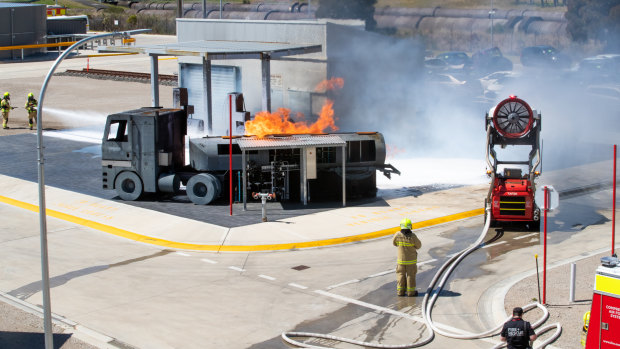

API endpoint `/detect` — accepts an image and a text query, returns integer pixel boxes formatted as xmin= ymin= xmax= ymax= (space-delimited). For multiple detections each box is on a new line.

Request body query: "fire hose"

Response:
xmin=281 ymin=209 xmax=562 ymax=348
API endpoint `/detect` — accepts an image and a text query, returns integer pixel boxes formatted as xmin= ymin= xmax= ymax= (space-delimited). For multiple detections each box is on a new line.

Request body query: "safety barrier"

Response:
xmin=0 ymin=41 xmax=77 ymax=60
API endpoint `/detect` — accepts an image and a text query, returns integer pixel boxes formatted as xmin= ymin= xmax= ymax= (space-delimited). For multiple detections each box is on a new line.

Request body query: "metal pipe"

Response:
xmin=203 ymin=58 xmax=213 ymax=134
xmin=613 ymin=144 xmax=617 ymax=256
xmin=229 ymin=94 xmax=232 ymax=216
xmin=242 ymin=149 xmax=247 ymax=211
xmin=302 ymin=147 xmax=307 ymax=205
xmin=342 ymin=146 xmax=346 ymax=207
xmin=543 ymin=185 xmax=548 ymax=305
xmin=261 ymin=53 xmax=271 ymax=112
xmin=150 ymin=54 xmax=159 ymax=107
xmin=37 ymin=29 xmax=148 ymax=349
xmin=569 ymin=262 xmax=576 ymax=303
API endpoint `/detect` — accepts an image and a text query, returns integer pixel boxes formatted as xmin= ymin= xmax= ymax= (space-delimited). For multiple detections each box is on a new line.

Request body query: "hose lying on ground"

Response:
xmin=282 ymin=209 xmax=562 ymax=348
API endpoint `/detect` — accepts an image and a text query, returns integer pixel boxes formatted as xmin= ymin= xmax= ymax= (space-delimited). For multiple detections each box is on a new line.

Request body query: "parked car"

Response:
xmin=585 ymin=84 xmax=620 ymax=102
xmin=570 ymin=54 xmax=620 ymax=84
xmin=520 ymin=45 xmax=571 ymax=68
xmin=435 ymin=51 xmax=472 ymax=70
xmin=425 ymin=72 xmax=481 ymax=97
xmin=478 ymin=71 xmax=523 ymax=99
xmin=424 ymin=58 xmax=449 ymax=73
xmin=471 ymin=47 xmax=513 ymax=75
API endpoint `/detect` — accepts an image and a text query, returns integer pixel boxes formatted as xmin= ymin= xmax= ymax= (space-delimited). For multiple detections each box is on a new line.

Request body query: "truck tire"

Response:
xmin=187 ymin=174 xmax=217 ymax=205
xmin=115 ymin=171 xmax=143 ymax=201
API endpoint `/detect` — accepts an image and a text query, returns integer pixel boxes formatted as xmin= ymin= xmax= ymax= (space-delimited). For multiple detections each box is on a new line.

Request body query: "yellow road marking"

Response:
xmin=0 ymin=195 xmax=483 ymax=252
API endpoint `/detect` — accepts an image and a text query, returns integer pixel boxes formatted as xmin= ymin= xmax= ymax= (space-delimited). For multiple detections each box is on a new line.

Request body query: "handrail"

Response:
xmin=0 ymin=41 xmax=77 ymax=51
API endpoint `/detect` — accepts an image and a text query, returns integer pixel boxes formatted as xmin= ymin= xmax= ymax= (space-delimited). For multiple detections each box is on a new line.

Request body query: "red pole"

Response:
xmin=229 ymin=94 xmax=233 ymax=216
xmin=543 ymin=185 xmax=548 ymax=305
xmin=87 ymin=57 xmax=89 ymax=72
xmin=613 ymin=144 xmax=617 ymax=256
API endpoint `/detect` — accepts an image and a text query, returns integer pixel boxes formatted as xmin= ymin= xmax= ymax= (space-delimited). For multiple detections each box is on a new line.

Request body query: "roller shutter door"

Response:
xmin=179 ymin=63 xmax=240 ymax=136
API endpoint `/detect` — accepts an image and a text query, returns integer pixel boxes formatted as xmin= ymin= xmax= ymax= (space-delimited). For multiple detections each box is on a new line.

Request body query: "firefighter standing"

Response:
xmin=500 ymin=307 xmax=537 ymax=349
xmin=1 ymin=92 xmax=12 ymax=129
xmin=393 ymin=218 xmax=422 ymax=297
xmin=25 ymin=93 xmax=37 ymax=130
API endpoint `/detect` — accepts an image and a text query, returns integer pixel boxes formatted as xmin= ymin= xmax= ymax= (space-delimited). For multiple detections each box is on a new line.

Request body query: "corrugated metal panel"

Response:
xmin=180 ymin=63 xmax=239 ymax=136
xmin=238 ymin=135 xmax=345 ymax=150
xmin=211 ymin=66 xmax=240 ymax=136
xmin=176 ymin=19 xmax=326 ymax=59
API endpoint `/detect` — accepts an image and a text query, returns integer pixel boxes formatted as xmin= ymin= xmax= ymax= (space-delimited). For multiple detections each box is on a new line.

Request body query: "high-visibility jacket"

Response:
xmin=0 ymin=98 xmax=10 ymax=112
xmin=392 ymin=229 xmax=422 ymax=265
xmin=25 ymin=99 xmax=37 ymax=113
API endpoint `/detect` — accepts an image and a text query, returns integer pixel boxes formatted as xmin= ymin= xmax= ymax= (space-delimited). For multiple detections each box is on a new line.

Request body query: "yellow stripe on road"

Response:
xmin=0 ymin=195 xmax=483 ymax=252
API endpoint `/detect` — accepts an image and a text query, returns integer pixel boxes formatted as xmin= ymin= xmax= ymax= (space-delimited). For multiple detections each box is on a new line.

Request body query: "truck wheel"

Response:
xmin=208 ymin=174 xmax=222 ymax=198
xmin=187 ymin=174 xmax=217 ymax=205
xmin=115 ymin=171 xmax=143 ymax=201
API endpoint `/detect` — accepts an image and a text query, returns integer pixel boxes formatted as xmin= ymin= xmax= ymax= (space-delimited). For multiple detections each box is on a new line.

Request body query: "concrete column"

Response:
xmin=150 ymin=55 xmax=160 ymax=107
xmin=261 ymin=53 xmax=271 ymax=112
xmin=203 ymin=57 xmax=213 ymax=134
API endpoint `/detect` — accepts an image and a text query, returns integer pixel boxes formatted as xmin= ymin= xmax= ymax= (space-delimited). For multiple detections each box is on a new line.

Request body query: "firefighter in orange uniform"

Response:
xmin=393 ymin=218 xmax=422 ymax=297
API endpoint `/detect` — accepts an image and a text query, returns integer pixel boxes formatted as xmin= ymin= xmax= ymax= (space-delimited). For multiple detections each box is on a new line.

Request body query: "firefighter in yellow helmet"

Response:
xmin=25 ymin=93 xmax=38 ymax=130
xmin=1 ymin=92 xmax=13 ymax=129
xmin=393 ymin=218 xmax=422 ymax=296
xmin=581 ymin=311 xmax=590 ymax=347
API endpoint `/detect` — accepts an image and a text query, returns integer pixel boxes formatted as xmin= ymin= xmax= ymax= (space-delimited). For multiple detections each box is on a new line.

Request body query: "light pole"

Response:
xmin=36 ymin=29 xmax=149 ymax=349
xmin=489 ymin=0 xmax=495 ymax=47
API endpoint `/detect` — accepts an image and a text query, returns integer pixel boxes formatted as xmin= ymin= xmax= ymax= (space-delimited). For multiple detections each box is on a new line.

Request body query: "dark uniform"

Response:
xmin=500 ymin=317 xmax=536 ymax=349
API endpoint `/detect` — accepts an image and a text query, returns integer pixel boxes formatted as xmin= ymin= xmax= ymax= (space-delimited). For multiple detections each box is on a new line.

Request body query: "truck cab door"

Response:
xmin=102 ymin=117 xmax=133 ymax=163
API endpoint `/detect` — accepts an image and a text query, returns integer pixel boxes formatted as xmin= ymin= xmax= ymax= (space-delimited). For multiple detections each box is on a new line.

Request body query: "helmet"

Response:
xmin=400 ymin=218 xmax=412 ymax=230
xmin=27 ymin=93 xmax=34 ymax=99
xmin=3 ymin=92 xmax=9 ymax=99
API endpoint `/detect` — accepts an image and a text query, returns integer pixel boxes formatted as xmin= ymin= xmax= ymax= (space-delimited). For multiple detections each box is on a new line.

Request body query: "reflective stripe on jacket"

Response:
xmin=393 ymin=229 xmax=421 ymax=265
xmin=0 ymin=99 xmax=10 ymax=112
xmin=25 ymin=100 xmax=37 ymax=113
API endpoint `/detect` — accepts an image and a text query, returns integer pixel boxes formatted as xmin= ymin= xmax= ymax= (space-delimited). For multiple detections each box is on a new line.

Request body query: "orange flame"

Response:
xmin=245 ymin=99 xmax=339 ymax=138
xmin=315 ymin=77 xmax=344 ymax=93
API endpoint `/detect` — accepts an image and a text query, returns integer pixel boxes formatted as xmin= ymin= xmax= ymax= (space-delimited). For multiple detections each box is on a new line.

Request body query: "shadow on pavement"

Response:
xmin=0 ymin=331 xmax=72 ymax=349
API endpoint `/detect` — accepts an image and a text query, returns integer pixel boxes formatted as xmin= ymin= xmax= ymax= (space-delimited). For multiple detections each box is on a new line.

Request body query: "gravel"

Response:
xmin=0 ymin=299 xmax=100 ymax=349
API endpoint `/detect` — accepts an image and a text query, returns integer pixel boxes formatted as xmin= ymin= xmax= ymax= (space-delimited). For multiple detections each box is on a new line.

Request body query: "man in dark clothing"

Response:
xmin=500 ymin=307 xmax=537 ymax=349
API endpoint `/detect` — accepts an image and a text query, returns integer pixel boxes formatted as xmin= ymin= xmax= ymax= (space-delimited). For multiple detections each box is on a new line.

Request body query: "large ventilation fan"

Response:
xmin=492 ymin=96 xmax=534 ymax=138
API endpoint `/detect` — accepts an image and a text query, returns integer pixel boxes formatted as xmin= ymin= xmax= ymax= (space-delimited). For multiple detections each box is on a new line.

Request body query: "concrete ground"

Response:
xmin=0 ymin=33 xmax=618 ymax=349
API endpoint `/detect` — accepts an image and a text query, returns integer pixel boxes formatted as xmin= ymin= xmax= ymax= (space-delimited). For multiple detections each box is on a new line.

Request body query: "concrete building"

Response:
xmin=174 ymin=19 xmax=366 ymax=136
xmin=0 ymin=3 xmax=47 ymax=60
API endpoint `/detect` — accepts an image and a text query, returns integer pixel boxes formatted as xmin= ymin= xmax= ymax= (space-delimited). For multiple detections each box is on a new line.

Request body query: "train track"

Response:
xmin=61 ymin=68 xmax=178 ymax=85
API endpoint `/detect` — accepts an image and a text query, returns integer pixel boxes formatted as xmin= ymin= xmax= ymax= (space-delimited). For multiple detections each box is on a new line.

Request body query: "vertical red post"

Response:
xmin=543 ymin=185 xmax=548 ymax=305
xmin=613 ymin=144 xmax=617 ymax=255
xmin=229 ymin=94 xmax=233 ymax=216
xmin=87 ymin=57 xmax=89 ymax=72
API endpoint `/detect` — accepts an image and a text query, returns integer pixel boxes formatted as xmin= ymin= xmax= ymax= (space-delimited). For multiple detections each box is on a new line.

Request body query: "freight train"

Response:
xmin=101 ymin=89 xmax=399 ymax=205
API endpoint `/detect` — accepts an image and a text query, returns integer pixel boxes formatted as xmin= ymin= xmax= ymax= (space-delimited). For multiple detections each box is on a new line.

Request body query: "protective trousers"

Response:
xmin=28 ymin=111 xmax=37 ymax=129
xmin=396 ymin=263 xmax=417 ymax=296
xmin=2 ymin=111 xmax=8 ymax=129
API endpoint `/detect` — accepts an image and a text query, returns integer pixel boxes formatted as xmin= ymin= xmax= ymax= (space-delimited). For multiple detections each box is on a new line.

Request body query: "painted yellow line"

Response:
xmin=0 ymin=195 xmax=483 ymax=252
